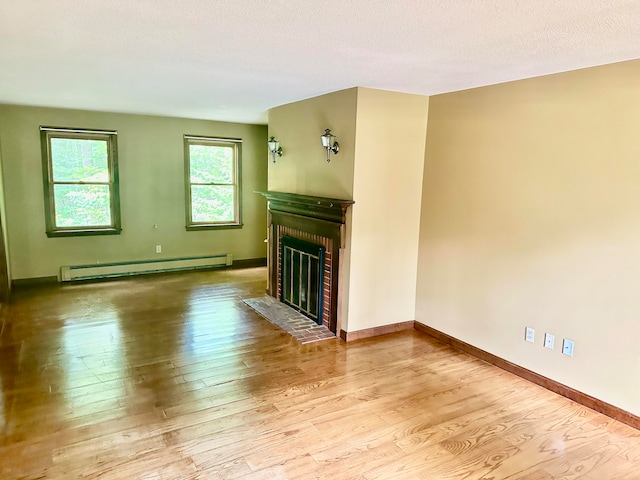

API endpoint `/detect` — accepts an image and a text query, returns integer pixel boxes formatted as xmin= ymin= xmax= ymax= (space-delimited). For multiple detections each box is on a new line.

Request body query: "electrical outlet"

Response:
xmin=156 ymin=245 xmax=162 ymax=254
xmin=562 ymin=339 xmax=574 ymax=357
xmin=544 ymin=332 xmax=555 ymax=349
xmin=525 ymin=327 xmax=535 ymax=343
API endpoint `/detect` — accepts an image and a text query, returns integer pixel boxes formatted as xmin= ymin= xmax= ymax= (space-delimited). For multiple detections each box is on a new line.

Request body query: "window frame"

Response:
xmin=40 ymin=126 xmax=122 ymax=238
xmin=184 ymin=135 xmax=243 ymax=231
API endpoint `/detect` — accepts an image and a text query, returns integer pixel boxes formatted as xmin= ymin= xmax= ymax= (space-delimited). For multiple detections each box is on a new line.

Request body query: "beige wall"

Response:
xmin=416 ymin=59 xmax=640 ymax=415
xmin=345 ymin=88 xmax=429 ymax=332
xmin=267 ymin=88 xmax=357 ymax=199
xmin=0 ymin=105 xmax=268 ymax=280
xmin=267 ymin=87 xmax=429 ymax=334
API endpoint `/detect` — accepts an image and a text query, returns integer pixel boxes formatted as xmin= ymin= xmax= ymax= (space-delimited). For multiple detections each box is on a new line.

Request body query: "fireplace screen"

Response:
xmin=280 ymin=236 xmax=325 ymax=324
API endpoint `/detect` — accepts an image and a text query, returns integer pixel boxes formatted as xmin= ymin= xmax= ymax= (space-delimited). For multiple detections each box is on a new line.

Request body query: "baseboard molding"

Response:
xmin=227 ymin=258 xmax=267 ymax=269
xmin=414 ymin=321 xmax=640 ymax=431
xmin=12 ymin=276 xmax=58 ymax=288
xmin=340 ymin=321 xmax=414 ymax=342
xmin=10 ymin=259 xmax=267 ymax=289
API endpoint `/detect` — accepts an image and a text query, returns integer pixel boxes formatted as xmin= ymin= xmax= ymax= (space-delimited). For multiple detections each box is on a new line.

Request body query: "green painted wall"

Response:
xmin=0 ymin=105 xmax=268 ymax=280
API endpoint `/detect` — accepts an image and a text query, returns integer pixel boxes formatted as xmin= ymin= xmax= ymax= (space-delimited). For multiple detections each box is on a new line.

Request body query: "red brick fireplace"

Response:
xmin=258 ymin=191 xmax=354 ymax=333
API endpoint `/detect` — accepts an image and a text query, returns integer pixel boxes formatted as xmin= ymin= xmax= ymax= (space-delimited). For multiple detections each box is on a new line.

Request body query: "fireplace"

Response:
xmin=280 ymin=236 xmax=325 ymax=323
xmin=257 ymin=191 xmax=354 ymax=333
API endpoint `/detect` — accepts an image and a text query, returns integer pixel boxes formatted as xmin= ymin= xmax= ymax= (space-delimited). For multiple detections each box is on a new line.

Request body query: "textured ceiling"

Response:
xmin=1 ymin=0 xmax=639 ymax=124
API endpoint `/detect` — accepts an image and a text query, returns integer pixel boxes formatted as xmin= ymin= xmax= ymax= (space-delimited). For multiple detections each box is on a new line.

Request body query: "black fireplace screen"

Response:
xmin=280 ymin=236 xmax=325 ymax=324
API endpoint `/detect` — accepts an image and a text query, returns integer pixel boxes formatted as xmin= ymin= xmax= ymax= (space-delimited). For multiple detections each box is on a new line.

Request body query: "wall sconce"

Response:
xmin=268 ymin=136 xmax=283 ymax=163
xmin=320 ymin=128 xmax=339 ymax=163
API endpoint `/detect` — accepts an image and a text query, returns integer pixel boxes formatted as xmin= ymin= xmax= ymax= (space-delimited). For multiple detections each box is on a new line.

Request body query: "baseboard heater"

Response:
xmin=60 ymin=254 xmax=232 ymax=281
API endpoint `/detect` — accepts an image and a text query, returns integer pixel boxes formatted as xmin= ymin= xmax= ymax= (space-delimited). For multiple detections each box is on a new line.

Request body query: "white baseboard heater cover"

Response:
xmin=60 ymin=254 xmax=232 ymax=281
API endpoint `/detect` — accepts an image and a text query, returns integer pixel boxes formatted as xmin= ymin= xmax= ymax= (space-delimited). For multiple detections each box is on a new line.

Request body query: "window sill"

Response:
xmin=46 ymin=227 xmax=122 ymax=238
xmin=186 ymin=223 xmax=243 ymax=231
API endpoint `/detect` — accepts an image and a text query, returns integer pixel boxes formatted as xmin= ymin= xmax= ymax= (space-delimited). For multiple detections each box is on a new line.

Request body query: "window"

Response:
xmin=40 ymin=127 xmax=121 ymax=237
xmin=184 ymin=135 xmax=242 ymax=230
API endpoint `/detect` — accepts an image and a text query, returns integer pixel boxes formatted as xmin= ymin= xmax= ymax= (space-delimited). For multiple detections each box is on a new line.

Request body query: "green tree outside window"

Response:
xmin=40 ymin=127 xmax=121 ymax=237
xmin=184 ymin=136 xmax=242 ymax=230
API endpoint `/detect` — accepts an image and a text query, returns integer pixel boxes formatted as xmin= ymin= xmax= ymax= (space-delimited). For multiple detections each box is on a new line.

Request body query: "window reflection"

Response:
xmin=61 ymin=308 xmax=126 ymax=419
xmin=184 ymin=285 xmax=243 ymax=357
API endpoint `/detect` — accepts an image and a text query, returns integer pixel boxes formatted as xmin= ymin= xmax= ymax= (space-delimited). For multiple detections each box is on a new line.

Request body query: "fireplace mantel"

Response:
xmin=256 ymin=191 xmax=354 ymax=224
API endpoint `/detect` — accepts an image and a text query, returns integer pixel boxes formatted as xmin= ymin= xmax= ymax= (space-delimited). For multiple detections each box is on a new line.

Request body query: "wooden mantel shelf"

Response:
xmin=256 ymin=191 xmax=354 ymax=224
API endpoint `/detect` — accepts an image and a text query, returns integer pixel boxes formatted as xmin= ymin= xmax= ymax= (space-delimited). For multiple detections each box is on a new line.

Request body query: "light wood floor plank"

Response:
xmin=1 ymin=267 xmax=639 ymax=479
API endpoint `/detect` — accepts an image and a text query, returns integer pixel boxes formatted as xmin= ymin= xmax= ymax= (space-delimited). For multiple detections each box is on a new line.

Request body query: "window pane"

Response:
xmin=189 ymin=145 xmax=234 ymax=184
xmin=51 ymin=138 xmax=109 ymax=182
xmin=53 ymin=184 xmax=111 ymax=227
xmin=191 ymin=185 xmax=235 ymax=223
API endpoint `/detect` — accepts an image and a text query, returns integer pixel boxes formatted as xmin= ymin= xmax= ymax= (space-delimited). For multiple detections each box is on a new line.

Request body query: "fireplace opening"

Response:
xmin=280 ymin=236 xmax=325 ymax=324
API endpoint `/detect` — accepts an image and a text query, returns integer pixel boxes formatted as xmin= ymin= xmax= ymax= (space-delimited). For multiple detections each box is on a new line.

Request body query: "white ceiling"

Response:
xmin=1 ymin=0 xmax=639 ymax=125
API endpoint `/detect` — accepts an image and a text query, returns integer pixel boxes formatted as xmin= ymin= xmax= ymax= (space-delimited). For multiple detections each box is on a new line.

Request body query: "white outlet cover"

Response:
xmin=525 ymin=327 xmax=535 ymax=343
xmin=562 ymin=338 xmax=574 ymax=357
xmin=544 ymin=333 xmax=555 ymax=349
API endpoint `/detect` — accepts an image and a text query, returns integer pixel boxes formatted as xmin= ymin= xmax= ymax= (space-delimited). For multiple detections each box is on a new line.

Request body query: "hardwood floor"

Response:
xmin=1 ymin=267 xmax=639 ymax=479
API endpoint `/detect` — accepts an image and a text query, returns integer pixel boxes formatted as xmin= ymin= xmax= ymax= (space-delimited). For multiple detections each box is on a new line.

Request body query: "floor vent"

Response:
xmin=60 ymin=254 xmax=232 ymax=281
